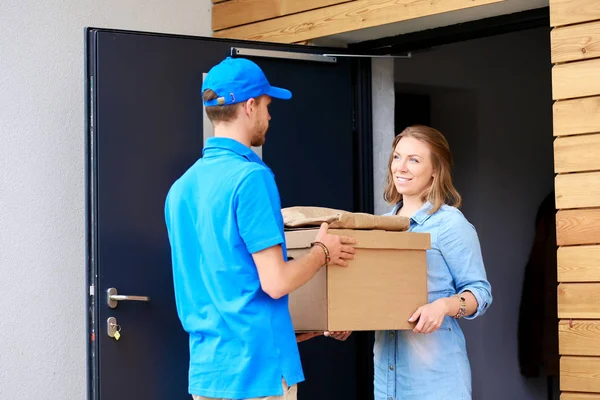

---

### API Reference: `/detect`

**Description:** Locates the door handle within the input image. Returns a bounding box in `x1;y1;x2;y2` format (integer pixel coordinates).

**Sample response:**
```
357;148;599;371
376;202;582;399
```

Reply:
107;287;151;308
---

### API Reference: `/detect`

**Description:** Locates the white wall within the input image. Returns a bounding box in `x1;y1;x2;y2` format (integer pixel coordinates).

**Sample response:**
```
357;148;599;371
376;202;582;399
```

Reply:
0;2;212;399
394;28;556;399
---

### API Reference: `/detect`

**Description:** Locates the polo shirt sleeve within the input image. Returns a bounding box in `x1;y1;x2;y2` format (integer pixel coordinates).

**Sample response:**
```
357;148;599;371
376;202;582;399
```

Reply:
235;167;285;254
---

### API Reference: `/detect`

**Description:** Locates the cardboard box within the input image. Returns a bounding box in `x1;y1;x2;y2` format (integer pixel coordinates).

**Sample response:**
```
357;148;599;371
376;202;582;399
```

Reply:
285;228;430;332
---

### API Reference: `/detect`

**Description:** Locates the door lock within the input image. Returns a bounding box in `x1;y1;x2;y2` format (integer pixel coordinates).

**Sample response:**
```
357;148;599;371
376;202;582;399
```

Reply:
107;317;121;340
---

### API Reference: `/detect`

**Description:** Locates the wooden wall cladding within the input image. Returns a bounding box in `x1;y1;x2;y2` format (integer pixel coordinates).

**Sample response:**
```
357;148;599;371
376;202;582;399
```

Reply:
561;394;600;400
556;209;600;246
561;356;600;393
212;0;352;31
543;1;600;398
212;0;504;43
553;58;600;100
554;134;600;173
558;245;600;282
550;0;600;27
558;283;600;319
556;172;600;209
553;97;600;137
561;393;600;400
560;320;600;356
551;20;600;63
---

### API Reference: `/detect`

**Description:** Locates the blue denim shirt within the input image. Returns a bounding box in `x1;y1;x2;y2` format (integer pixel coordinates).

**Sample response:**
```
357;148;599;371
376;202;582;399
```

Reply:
374;202;492;400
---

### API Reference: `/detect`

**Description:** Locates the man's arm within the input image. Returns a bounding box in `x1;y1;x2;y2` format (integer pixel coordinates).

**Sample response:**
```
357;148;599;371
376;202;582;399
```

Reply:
252;223;356;299
252;245;323;299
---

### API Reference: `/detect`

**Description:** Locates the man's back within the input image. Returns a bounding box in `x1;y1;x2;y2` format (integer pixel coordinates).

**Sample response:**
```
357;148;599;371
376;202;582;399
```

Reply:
164;137;304;398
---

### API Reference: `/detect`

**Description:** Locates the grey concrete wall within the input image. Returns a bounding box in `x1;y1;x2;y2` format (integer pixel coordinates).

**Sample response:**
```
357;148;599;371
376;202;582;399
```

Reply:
372;58;395;216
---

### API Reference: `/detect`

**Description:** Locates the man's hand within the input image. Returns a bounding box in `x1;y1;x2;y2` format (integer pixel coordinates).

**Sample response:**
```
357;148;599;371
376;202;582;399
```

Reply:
324;331;352;341
296;332;323;343
314;223;357;267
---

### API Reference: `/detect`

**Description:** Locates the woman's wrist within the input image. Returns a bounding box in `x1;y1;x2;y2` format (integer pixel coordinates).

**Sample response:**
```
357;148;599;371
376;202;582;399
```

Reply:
442;297;458;317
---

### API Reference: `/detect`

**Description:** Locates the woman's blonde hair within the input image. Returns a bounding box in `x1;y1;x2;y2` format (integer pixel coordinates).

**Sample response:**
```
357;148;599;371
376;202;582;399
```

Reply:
383;125;462;214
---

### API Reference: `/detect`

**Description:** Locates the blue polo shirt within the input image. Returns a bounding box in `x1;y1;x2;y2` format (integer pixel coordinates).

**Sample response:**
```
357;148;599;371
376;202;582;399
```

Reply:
164;137;304;398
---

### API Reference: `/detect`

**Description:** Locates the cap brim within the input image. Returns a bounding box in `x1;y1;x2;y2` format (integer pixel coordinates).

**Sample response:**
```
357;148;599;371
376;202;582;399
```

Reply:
267;86;292;100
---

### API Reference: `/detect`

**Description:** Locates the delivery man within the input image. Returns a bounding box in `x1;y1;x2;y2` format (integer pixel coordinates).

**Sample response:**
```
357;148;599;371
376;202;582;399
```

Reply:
164;57;356;400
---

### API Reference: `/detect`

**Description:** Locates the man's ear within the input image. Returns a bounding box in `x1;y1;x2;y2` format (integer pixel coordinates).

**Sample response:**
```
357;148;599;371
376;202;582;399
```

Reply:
243;98;257;116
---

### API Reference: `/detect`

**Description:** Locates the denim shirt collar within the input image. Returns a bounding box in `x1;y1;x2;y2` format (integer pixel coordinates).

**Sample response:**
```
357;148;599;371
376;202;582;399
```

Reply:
391;201;435;225
203;137;268;169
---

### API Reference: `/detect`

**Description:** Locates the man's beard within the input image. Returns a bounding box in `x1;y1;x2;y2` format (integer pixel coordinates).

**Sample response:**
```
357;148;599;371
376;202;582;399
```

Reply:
250;121;268;147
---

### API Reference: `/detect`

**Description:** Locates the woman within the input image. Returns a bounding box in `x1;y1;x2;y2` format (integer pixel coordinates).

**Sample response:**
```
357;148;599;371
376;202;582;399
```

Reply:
374;125;493;400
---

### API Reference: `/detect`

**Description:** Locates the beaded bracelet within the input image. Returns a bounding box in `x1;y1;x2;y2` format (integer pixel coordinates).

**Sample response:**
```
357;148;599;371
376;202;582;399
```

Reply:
310;241;331;267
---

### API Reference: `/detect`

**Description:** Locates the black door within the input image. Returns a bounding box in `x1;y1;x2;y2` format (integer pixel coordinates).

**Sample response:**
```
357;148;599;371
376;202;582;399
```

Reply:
86;28;373;400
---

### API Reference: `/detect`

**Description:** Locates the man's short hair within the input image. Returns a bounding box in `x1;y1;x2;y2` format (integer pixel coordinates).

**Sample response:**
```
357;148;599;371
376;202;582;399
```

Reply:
202;89;243;123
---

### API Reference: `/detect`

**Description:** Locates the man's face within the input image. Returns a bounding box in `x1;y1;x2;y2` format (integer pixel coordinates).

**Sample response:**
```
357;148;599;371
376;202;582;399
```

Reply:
250;95;271;147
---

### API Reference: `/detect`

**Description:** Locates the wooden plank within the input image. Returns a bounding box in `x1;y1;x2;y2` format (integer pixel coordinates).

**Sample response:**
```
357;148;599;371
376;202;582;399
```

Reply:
550;0;600;27
553;97;600;137
560;320;600;356
557;209;600;246
213;0;504;43
556;172;600;209
555;134;600;173
552;20;600;63
213;0;351;31
562;392;600;399
559;245;600;282
558;283;600;318
561;356;600;393
553;58;600;100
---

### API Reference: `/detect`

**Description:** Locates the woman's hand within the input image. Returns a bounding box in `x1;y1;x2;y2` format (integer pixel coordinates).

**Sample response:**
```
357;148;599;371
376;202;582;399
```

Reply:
295;332;323;342
324;331;352;341
409;298;449;334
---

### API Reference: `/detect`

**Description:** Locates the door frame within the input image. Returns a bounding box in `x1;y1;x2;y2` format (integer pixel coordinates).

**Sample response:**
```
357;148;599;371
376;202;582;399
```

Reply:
84;27;374;400
350;7;550;55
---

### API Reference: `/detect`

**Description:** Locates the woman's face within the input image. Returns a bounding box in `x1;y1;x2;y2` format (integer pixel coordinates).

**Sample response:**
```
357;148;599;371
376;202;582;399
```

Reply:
391;136;435;200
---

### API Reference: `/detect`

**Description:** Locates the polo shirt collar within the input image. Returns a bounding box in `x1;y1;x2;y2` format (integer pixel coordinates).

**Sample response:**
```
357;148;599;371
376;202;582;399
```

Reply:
203;137;267;168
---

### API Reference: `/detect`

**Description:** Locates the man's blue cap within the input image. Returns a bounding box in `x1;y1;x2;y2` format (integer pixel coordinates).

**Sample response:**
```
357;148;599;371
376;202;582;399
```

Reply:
201;57;292;106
